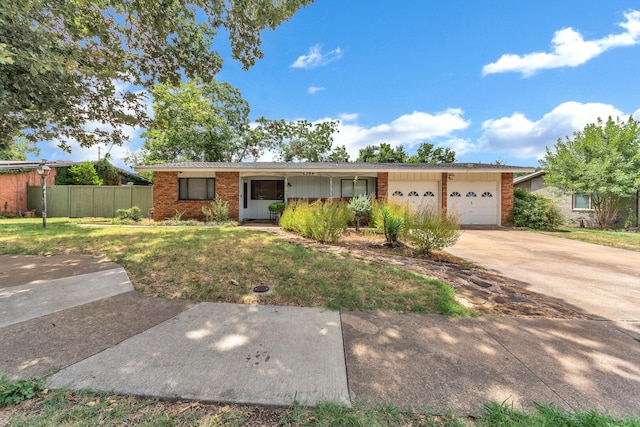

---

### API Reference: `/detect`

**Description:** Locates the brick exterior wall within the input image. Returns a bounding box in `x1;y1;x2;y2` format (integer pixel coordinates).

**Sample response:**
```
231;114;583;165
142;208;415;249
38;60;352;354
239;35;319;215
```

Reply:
376;172;388;201
216;172;239;221
152;171;240;221
0;169;57;216
501;172;514;226
441;172;448;212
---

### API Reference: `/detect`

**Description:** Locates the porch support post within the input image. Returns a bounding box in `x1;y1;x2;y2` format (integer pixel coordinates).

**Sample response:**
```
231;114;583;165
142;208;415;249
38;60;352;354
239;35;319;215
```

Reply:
329;177;333;199
284;176;288;202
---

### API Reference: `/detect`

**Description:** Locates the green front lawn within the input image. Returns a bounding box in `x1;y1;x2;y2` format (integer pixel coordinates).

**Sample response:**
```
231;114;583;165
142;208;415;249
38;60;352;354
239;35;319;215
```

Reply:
0;218;469;315
540;227;640;252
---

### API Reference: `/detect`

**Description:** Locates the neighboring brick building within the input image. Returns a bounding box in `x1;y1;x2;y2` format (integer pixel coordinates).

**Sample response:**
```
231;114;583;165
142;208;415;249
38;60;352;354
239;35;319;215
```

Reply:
0;161;66;216
136;162;533;226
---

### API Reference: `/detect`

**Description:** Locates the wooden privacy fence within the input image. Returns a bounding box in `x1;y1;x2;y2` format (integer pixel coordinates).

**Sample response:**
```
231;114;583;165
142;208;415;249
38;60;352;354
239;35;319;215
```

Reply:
27;185;153;218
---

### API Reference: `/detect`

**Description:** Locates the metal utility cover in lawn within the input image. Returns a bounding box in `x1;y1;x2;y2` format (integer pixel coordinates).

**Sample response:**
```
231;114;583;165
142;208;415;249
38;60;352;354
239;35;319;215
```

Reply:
47;302;350;406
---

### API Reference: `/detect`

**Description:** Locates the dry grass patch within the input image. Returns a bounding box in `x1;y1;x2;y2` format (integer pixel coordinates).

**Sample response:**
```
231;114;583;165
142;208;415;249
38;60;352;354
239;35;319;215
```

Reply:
0;219;469;315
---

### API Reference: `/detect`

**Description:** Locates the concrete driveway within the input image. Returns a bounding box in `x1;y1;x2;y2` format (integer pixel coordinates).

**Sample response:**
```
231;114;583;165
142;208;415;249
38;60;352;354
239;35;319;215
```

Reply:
448;229;640;322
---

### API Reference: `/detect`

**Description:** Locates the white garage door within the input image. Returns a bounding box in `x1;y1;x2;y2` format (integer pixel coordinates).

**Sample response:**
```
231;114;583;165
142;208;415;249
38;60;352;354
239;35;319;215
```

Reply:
448;181;499;225
388;181;439;210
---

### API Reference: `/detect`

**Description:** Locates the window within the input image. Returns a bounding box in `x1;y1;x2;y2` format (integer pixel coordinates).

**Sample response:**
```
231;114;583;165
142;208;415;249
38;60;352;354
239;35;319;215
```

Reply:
573;194;592;210
392;190;403;197
481;192;493;198
408;191;419;197
179;178;215;200
424;191;435;197
466;191;477;197
450;191;461;197
342;179;368;197
251;180;284;201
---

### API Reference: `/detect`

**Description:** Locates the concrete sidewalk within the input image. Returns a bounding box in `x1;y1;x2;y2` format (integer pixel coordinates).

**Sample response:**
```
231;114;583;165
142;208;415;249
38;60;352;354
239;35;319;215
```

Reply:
1;255;639;417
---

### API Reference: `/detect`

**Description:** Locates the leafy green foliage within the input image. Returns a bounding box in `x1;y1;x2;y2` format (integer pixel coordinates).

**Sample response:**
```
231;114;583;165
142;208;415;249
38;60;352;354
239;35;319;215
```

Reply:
347;194;371;231
356;142;456;163
540;116;640;229
280;200;352;243
268;202;286;213
115;206;143;222
1;0;312;151
201;195;229;223
0;374;44;406
137;79;256;164
510;188;564;230
406;206;461;254
94;159;120;186
254;118;340;162
66;162;102;185
0;137;40;160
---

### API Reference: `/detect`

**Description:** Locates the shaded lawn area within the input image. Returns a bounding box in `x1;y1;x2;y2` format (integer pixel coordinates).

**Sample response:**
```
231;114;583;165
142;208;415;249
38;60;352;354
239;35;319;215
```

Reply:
0;219;469;315
540;227;640;252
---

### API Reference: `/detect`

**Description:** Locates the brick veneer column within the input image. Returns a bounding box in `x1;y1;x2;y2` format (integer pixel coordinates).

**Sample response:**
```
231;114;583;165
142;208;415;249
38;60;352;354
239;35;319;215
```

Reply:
376;172;388;201
501;172;514;226
441;172;448;213
216;171;239;221
152;172;178;221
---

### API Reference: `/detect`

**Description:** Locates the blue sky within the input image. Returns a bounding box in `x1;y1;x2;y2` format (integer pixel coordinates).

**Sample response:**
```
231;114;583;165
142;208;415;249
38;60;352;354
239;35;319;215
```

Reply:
36;1;640;168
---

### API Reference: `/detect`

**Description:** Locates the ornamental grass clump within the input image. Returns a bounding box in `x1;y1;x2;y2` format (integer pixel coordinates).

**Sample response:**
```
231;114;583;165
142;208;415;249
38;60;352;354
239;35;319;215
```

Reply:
406;205;461;255
280;200;351;243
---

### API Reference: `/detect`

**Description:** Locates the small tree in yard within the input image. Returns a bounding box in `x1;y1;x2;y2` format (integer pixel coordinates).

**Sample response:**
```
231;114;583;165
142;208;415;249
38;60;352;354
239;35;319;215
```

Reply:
406;205;461;255
348;195;371;231
540;116;640;229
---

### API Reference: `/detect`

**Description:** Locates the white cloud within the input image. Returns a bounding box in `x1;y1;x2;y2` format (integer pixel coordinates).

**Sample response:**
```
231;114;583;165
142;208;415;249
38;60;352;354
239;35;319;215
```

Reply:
339;113;359;122
479;101;624;159
291;44;343;69
332;109;471;159
483;10;640;77
307;86;325;94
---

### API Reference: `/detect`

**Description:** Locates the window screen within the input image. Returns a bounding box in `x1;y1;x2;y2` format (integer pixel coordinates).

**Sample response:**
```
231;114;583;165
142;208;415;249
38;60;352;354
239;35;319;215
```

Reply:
341;179;368;198
179;178;215;200
251;180;284;201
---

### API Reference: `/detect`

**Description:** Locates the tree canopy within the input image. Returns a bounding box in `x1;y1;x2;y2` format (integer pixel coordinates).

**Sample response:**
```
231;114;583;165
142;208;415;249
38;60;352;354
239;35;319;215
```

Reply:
0;0;313;151
131;79;339;164
540;116;640;229
0;137;40;160
356;142;455;163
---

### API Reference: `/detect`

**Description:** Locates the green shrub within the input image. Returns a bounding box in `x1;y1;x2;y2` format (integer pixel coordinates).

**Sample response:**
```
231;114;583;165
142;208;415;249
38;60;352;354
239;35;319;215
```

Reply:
347;195;371;231
202;195;229;223
115;206;143;222
406;205;461;255
511;188;564;230
0;374;44;406
280;200;352;243
381;207;404;244
67;162;102;185
268;202;286;213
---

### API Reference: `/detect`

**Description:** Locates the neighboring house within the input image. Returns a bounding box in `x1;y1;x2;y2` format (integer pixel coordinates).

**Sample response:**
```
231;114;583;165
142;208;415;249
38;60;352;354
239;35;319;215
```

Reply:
0;161;71;216
514;170;640;227
135;162;535;225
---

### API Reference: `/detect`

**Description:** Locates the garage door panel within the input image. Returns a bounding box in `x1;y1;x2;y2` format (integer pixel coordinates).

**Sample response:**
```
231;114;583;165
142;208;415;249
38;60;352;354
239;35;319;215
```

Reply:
448;181;498;225
388;181;439;210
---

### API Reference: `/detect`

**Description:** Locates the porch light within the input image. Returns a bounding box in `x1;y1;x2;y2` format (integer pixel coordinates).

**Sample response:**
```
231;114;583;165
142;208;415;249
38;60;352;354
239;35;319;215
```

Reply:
37;160;50;228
